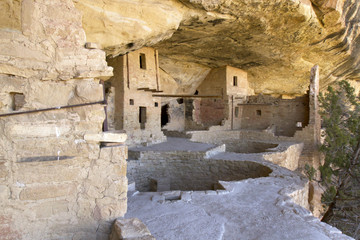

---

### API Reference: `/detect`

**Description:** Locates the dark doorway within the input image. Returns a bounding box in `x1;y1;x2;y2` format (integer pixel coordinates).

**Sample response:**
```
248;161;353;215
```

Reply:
139;53;146;69
139;107;147;129
161;104;169;127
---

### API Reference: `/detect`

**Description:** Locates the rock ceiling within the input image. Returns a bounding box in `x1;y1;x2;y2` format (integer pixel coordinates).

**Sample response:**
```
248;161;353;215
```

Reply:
74;0;360;96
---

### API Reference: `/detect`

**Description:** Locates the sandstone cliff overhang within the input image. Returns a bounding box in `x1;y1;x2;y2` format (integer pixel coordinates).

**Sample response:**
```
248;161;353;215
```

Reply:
75;0;360;96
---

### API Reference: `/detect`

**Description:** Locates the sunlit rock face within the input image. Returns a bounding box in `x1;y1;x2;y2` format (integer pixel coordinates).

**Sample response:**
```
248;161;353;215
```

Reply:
74;0;185;55
75;0;360;95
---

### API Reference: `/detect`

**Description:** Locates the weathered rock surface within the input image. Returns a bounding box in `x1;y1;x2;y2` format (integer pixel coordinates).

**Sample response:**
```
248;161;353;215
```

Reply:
110;218;155;240
75;0;360;95
125;140;353;240
0;0;112;81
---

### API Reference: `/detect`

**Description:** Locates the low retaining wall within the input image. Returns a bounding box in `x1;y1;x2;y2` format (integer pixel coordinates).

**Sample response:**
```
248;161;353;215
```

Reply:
188;128;319;170
263;142;303;171
189;130;304;171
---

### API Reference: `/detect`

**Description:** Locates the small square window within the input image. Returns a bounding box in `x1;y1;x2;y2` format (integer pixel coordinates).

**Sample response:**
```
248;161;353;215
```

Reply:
130;99;134;105
155;102;158;107
233;76;238;86
256;110;261;116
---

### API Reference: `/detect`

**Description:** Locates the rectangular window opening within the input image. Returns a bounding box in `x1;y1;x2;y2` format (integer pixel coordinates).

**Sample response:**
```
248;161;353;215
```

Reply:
256;110;262;116
233;76;238;86
129;99;134;105
139;53;146;69
235;107;239;118
154;102;159;107
10;92;25;111
139;107;147;129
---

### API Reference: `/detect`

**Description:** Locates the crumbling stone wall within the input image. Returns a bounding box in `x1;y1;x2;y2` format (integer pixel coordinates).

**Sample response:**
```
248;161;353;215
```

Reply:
0;1;128;239
239;95;310;136
161;98;185;132
193;98;227;128
184;66;252;130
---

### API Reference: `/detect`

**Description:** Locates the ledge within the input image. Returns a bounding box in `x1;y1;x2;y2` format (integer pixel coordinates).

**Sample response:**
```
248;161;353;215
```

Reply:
84;131;127;143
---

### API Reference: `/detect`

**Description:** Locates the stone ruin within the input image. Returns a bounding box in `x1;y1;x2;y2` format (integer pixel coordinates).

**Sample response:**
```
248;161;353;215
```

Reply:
0;0;359;239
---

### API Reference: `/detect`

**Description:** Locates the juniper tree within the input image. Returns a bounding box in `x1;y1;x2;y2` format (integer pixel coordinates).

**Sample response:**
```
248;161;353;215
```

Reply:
318;80;360;239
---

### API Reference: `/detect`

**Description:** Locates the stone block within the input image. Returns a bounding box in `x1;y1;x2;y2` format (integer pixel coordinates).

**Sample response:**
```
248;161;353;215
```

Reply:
99;145;128;164
75;69;113;80
74;80;103;102
103;178;127;197
87;49;106;59
85;131;127;143
0;185;9;201
19;184;76;200
34;200;69;218
95;201;127;220
111;218;152;240
16;163;82;184
0;162;7;179
0;215;20;240
87;185;104;199
85;42;100;49
76;196;96;219
6;122;71;138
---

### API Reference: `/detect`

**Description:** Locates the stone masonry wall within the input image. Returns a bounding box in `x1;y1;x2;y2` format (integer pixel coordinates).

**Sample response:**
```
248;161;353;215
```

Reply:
193;98;227;127
189;130;311;169
107;49;166;146
128;156;272;192
239;95;310;137
188;67;321;171
0;1;128;239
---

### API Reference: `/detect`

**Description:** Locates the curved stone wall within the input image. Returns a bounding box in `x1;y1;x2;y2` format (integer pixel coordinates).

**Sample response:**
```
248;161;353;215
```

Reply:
224;140;278;153
128;159;272;192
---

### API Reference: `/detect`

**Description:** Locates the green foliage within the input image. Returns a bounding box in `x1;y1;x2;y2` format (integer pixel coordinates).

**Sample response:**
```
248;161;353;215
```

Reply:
319;80;360;189
304;163;316;181
321;186;337;205
319;80;360;238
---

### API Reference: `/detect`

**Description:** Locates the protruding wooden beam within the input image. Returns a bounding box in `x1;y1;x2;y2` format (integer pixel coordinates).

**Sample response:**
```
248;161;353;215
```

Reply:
152;94;222;98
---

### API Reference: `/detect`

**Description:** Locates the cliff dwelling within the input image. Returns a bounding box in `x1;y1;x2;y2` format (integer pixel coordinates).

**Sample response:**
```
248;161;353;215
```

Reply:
1;0;360;240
